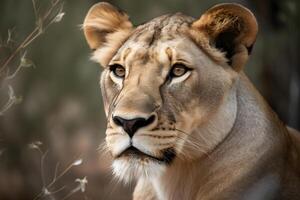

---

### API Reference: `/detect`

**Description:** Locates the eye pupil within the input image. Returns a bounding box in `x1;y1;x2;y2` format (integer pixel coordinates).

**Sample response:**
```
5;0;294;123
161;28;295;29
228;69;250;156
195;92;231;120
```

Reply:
171;64;188;77
110;64;125;78
115;67;124;76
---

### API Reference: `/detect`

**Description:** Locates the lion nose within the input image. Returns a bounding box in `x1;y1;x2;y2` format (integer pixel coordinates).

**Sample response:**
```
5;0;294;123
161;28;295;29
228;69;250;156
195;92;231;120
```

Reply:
112;115;156;137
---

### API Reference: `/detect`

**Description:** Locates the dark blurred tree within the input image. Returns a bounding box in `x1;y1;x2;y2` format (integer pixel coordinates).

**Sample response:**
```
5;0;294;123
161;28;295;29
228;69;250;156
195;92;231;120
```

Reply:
252;0;300;129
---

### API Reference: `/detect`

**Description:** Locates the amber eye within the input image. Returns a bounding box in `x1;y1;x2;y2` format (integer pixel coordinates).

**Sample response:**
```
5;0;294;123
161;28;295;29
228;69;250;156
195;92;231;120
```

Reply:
110;64;125;78
170;64;189;78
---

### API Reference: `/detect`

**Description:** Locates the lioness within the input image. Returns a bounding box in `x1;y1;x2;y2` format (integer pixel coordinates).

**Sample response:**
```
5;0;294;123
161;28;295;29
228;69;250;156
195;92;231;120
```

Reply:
83;2;300;200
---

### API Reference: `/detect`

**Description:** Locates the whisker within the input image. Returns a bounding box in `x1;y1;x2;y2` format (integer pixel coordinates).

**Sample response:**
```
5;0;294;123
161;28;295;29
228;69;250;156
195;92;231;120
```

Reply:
106;132;121;137
174;128;214;161
97;141;110;156
138;133;176;139
175;134;208;154
154;142;174;147
175;128;211;147
176;138;213;162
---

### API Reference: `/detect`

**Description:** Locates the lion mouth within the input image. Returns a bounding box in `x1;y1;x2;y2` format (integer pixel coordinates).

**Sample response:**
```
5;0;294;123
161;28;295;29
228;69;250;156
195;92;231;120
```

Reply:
116;146;176;164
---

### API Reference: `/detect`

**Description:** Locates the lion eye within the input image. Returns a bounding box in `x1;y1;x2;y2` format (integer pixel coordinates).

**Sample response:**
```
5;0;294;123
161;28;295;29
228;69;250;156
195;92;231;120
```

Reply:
110;64;125;78
170;64;189;77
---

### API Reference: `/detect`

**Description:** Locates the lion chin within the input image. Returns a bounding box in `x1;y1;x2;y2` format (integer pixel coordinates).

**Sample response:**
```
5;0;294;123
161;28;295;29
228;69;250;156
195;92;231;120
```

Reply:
112;146;176;183
112;155;167;184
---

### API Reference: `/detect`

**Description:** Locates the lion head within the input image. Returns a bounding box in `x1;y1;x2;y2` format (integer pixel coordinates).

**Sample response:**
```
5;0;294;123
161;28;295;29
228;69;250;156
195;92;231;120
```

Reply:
83;2;257;183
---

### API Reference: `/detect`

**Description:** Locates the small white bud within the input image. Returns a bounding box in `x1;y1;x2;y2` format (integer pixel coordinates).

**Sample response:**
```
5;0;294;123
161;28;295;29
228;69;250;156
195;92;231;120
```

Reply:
72;159;83;166
75;176;88;192
53;12;65;23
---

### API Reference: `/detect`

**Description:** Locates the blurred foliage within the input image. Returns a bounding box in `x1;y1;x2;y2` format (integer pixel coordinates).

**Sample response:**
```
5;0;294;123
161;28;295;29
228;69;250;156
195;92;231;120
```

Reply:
0;0;299;200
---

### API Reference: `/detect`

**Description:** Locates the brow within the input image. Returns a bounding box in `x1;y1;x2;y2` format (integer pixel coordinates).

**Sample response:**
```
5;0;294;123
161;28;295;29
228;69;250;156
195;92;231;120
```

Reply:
122;48;132;61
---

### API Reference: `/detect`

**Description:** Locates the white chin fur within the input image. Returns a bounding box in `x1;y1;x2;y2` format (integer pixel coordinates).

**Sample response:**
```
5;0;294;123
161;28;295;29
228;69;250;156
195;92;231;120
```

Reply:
112;158;166;184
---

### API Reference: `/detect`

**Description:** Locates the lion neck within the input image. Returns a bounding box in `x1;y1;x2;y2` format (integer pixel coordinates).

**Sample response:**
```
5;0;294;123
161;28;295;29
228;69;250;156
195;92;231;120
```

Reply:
150;80;239;200
149;74;288;200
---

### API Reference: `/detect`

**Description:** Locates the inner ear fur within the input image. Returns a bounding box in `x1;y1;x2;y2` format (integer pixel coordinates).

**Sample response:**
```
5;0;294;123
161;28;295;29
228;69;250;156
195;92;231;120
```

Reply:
191;3;258;71
83;2;133;65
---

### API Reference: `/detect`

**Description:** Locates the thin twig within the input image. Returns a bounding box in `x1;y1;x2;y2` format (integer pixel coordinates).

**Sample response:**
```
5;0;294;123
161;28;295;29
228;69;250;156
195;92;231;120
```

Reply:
61;187;80;200
41;150;49;187
0;0;63;74
0;28;38;74
0;0;65;116
33;157;82;200
0;85;21;116
31;0;39;20
52;163;60;182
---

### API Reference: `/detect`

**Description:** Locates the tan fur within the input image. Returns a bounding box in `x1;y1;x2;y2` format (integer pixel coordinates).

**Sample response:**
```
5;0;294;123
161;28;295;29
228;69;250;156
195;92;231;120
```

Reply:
83;2;133;66
190;3;258;71
83;2;300;200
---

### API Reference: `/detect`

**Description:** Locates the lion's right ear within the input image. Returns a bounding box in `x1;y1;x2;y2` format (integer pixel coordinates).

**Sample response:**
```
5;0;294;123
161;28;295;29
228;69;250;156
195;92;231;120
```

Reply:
83;2;133;66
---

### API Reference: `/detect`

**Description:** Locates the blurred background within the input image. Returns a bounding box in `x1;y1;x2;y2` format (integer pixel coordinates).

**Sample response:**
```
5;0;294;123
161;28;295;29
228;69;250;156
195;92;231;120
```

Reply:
0;0;299;199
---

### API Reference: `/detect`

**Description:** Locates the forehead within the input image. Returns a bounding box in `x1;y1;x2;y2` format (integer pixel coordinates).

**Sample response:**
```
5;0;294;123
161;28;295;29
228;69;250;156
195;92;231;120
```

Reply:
111;13;197;64
129;13;194;45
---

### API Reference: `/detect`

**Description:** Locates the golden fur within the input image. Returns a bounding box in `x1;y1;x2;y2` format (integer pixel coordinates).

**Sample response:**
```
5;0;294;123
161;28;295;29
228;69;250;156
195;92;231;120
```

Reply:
83;2;300;199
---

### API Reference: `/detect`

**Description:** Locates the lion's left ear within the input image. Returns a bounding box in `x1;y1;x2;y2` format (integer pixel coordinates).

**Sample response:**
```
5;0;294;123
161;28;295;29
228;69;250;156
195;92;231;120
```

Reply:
191;3;258;71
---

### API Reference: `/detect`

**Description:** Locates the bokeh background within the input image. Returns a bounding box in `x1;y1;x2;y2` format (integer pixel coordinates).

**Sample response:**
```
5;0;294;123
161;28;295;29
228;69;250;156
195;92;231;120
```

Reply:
0;0;299;200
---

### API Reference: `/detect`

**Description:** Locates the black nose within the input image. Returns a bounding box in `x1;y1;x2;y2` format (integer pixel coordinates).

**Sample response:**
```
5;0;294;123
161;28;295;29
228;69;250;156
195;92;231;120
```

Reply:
112;115;155;137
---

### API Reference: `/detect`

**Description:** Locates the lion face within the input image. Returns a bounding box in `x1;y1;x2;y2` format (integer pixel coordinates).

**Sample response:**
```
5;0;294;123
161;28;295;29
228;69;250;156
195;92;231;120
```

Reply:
101;31;235;181
83;3;257;182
